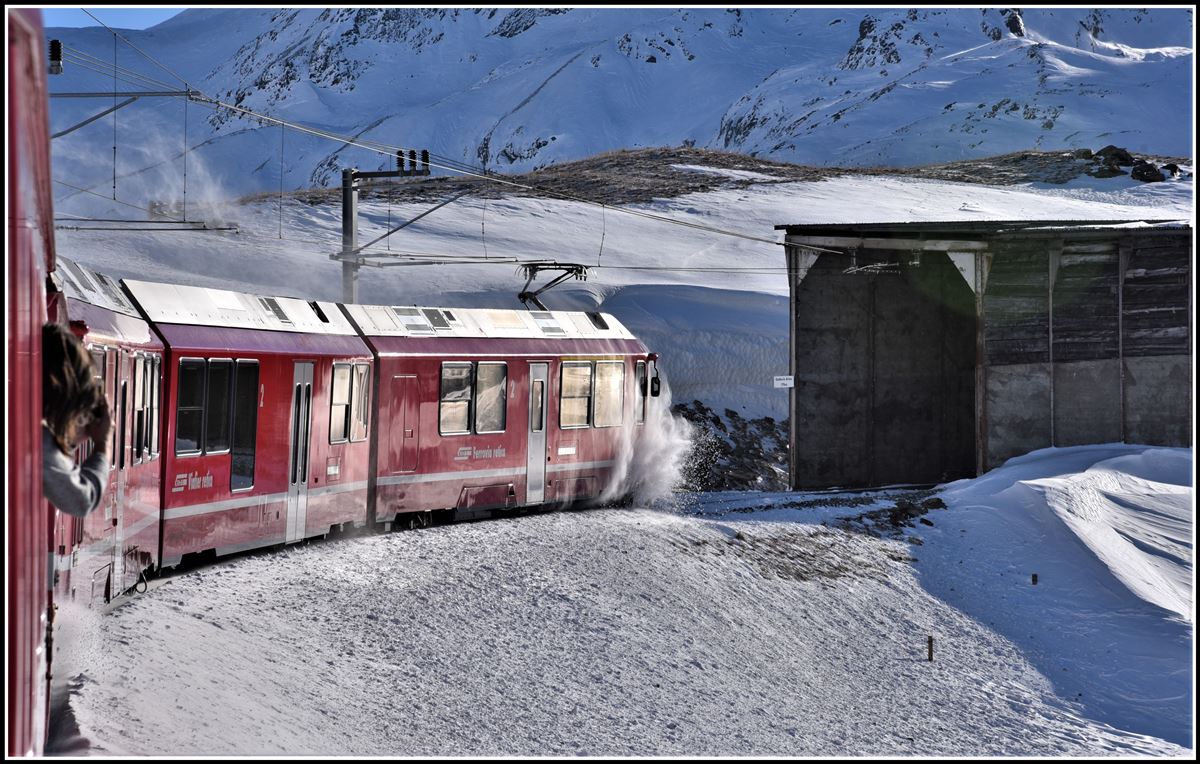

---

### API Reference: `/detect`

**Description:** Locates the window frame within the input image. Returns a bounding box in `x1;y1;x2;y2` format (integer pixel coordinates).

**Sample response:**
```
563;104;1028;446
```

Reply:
174;357;207;457
150;354;161;456
438;362;474;436
85;344;107;460
473;361;508;435
593;360;625;429
329;362;353;445
203;358;234;455
559;361;594;430
230;359;259;492
349;362;371;442
635;360;647;425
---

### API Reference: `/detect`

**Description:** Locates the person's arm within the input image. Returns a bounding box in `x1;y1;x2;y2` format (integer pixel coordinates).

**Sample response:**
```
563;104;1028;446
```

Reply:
42;428;109;518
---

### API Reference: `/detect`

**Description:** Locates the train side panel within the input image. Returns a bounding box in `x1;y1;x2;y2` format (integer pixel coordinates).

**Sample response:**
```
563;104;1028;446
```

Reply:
8;7;54;756
369;336;649;522
51;289;165;606
154;326;372;566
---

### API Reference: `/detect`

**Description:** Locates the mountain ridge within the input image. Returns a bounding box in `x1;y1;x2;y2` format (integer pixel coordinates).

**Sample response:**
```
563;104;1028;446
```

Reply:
47;7;1193;201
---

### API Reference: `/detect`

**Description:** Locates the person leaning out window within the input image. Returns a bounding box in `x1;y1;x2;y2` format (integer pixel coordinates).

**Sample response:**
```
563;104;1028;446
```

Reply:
42;322;112;517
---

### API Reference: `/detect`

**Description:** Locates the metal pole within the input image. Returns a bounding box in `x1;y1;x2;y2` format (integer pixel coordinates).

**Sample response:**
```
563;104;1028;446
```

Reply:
342;168;358;304
1118;239;1128;443
975;251;987;475
786;242;798;490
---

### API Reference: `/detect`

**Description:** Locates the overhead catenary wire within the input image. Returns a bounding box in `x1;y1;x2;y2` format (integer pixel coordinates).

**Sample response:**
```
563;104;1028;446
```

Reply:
62;45;176;90
183;92;787;247
53;178;185;222
62;22;802;260
81;8;189;87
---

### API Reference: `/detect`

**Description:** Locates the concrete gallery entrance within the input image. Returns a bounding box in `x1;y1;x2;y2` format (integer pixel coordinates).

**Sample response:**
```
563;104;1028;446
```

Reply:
779;219;1193;490
786;247;976;488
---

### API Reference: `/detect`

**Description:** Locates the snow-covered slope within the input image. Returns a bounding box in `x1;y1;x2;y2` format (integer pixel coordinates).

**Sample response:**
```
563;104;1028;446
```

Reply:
50;446;1192;755
924;445;1194;748
47;8;1193;198
51;163;1193;419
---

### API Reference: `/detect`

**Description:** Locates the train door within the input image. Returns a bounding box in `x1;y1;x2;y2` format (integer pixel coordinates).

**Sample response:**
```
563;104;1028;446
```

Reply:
527;363;548;504
91;349;120;601
286;362;314;543
389;374;419;473
111;350;131;599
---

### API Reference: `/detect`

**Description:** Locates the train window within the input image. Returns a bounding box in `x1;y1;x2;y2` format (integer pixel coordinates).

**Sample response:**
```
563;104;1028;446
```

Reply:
150;356;161;455
108;350;117;464
134;358;145;461
118;381;127;470
439;363;473;435
330;363;352;443
532;380;545;433
231;361;258;491
560;362;593;428
175;359;206;455
594;361;625;428
205;360;233;453
88;348;105;456
635;361;647;425
350;363;370;441
475;362;507;433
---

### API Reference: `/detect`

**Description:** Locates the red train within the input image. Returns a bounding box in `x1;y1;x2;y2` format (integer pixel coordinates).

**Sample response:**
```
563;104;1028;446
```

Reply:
6;11;662;753
9;8;57;756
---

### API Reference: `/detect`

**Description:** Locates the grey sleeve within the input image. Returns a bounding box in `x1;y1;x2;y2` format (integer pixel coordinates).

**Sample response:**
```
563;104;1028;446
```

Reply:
43;435;109;518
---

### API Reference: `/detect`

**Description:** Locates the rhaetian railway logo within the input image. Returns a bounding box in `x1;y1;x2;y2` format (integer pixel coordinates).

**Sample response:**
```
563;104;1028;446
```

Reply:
454;446;507;462
172;471;214;493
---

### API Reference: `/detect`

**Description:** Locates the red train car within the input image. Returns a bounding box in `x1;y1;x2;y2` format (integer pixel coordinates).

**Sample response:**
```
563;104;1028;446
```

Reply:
8;7;55;756
341;304;654;526
52;257;164;604
122;279;373;567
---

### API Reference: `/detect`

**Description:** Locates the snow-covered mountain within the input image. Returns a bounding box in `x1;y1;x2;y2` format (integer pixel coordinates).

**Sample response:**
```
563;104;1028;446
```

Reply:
47;8;1193;199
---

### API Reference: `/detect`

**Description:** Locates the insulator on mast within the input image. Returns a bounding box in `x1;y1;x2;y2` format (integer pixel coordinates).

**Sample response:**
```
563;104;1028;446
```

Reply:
49;39;63;75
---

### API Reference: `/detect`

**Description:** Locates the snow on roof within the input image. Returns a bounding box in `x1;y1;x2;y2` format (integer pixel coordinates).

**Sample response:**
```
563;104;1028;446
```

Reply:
122;279;357;335
775;218;1189;232
341;303;634;341
56;256;140;317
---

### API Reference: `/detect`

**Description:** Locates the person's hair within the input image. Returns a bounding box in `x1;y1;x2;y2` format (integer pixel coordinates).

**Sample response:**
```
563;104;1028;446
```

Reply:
43;322;102;455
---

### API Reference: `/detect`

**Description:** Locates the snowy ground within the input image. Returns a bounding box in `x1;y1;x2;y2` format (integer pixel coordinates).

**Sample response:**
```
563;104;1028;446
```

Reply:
50;445;1193;756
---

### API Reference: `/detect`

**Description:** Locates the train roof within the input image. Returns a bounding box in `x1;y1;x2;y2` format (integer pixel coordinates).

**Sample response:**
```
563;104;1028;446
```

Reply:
341;303;635;341
56;256;140;318
123;279;358;336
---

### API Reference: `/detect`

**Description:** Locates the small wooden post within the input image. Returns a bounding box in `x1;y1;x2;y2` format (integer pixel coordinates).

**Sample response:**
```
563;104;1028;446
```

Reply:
1032;573;1038;585
927;635;934;662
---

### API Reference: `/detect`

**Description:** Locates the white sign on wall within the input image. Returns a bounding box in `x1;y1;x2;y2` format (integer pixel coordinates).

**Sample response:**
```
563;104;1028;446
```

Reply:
773;376;794;389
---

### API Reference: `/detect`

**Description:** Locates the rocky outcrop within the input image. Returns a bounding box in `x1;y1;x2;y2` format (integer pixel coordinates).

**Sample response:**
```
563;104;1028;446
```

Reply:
672;400;789;491
1131;160;1166;182
1095;144;1135;166
1087;145;1186;183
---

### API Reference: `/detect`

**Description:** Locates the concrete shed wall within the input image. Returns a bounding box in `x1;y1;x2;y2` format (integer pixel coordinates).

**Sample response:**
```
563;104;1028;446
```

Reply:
785;224;1192;488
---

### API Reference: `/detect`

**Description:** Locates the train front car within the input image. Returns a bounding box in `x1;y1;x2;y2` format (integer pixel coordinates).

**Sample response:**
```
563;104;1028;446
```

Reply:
341;305;653;526
122;280;373;567
53;258;165;604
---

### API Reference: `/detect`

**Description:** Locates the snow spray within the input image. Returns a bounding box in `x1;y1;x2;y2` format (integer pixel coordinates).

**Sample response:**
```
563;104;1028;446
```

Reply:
599;378;694;508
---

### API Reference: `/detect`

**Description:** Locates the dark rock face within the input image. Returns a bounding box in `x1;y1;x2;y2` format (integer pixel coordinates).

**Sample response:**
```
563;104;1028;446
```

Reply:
1086;164;1127;179
1002;9;1026;36
1096;145;1135;166
1131;161;1166;182
1072;147;1094;159
672;400;789;491
1162;162;1181;177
